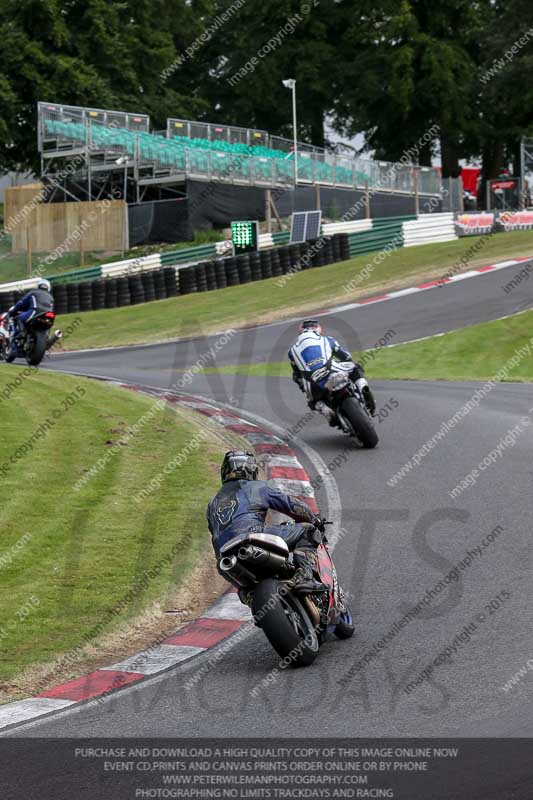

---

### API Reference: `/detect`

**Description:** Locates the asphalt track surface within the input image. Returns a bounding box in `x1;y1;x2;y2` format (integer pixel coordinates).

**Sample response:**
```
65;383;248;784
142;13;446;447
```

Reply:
12;266;533;738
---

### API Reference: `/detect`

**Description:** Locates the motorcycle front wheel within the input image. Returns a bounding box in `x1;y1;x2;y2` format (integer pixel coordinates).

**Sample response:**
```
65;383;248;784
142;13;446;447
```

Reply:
334;608;356;639
341;396;378;449
252;578;320;667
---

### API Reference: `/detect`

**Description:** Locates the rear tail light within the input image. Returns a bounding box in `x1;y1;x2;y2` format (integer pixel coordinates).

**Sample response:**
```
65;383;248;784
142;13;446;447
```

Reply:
44;312;55;319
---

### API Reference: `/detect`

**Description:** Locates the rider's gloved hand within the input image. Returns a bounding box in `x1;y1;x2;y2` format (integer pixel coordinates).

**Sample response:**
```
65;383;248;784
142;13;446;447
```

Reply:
313;515;326;533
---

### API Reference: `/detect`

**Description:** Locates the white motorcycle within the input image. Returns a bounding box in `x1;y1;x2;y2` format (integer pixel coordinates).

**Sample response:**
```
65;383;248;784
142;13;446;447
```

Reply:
309;361;378;448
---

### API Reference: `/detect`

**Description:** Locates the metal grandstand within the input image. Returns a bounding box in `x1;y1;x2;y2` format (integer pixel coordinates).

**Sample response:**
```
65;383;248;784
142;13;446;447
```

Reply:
38;102;441;202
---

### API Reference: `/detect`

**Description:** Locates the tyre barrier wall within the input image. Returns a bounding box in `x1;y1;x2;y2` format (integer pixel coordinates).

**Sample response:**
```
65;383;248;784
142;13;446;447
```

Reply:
0;212;459;298
0;266;179;315
174;233;349;296
0;234;350;313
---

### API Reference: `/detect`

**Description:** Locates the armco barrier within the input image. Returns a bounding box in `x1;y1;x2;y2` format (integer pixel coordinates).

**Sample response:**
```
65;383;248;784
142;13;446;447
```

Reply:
0;208;527;296
2;210;525;315
403;212;457;247
322;219;373;236
348;216;412;256
0;233;358;314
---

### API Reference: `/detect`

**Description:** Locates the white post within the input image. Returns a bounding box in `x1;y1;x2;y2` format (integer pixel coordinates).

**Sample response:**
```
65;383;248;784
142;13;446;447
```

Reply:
292;81;298;186
282;79;298;186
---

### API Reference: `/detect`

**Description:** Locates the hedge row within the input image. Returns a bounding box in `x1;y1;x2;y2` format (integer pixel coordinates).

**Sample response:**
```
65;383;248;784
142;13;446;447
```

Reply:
0;234;350;314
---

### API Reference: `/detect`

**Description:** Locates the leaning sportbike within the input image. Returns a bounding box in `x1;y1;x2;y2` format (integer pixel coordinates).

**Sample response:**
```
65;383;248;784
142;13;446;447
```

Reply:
0;313;8;361
218;521;354;666
5;312;62;366
312;361;378;448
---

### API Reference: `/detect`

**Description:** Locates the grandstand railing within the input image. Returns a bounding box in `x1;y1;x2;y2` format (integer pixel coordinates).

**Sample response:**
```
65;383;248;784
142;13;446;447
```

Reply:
38;102;150;153
38;104;441;195
166;116;439;194
167;118;269;148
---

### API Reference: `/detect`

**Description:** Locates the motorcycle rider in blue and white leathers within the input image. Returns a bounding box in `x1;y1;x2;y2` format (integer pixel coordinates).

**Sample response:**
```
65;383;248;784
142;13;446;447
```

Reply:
288;319;376;421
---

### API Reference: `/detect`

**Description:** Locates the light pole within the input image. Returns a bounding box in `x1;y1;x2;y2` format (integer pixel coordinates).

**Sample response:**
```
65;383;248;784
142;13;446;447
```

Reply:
282;78;298;185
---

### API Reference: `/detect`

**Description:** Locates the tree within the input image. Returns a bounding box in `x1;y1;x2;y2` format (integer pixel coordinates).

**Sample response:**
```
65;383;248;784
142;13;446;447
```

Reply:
0;0;212;171
477;0;533;185
331;0;490;176
192;0;342;147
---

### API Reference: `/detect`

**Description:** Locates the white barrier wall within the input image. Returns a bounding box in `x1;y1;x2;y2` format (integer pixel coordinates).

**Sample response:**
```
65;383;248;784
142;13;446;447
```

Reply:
403;213;457;247
101;253;162;278
321;219;373;235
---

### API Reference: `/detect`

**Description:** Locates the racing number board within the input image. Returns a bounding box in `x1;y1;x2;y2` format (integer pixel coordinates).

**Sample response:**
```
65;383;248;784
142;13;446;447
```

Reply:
231;220;259;254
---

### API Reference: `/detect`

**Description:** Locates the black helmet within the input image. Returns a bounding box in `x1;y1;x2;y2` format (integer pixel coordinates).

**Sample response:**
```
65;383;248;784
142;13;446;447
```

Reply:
221;450;258;483
299;319;323;335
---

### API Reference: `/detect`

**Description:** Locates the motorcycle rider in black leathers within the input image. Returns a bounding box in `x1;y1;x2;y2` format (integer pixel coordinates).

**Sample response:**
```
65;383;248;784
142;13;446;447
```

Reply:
7;280;54;343
207;451;326;597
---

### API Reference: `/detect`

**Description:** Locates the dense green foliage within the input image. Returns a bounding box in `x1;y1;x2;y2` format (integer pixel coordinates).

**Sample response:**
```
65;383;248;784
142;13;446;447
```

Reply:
0;0;532;179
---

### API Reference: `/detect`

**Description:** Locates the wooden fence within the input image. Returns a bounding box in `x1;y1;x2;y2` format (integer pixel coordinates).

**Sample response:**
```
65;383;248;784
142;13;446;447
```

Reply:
4;184;128;254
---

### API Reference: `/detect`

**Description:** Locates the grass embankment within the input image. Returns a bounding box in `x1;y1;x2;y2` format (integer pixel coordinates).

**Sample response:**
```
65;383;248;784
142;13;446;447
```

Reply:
52;230;533;351
0;367;233;698
0;230;221;285
204;310;533;383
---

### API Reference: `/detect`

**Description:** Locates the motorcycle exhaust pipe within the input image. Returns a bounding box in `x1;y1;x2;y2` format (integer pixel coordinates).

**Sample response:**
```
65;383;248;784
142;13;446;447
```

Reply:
238;546;290;572
46;330;63;351
219;555;257;587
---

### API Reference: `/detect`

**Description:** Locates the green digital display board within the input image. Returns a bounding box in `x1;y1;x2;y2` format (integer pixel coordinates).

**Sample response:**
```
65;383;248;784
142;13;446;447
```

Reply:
231;220;259;254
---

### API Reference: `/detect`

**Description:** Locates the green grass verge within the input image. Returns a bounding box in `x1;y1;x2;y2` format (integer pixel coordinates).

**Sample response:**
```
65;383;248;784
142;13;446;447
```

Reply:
202;310;533;383
53;230;533;351
0;367;223;685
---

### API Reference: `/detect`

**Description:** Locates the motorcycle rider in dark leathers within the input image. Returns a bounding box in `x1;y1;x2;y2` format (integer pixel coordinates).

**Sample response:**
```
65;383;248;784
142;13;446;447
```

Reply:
6;280;55;348
207;451;327;599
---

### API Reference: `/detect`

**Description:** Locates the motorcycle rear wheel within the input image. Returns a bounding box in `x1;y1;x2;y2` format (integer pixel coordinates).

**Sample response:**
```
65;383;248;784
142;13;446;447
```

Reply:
341;397;378;448
252;578;320;667
26;330;48;367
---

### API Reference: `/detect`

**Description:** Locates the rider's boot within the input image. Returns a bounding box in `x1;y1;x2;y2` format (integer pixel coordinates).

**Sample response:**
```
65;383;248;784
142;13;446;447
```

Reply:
291;548;328;594
315;400;338;426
